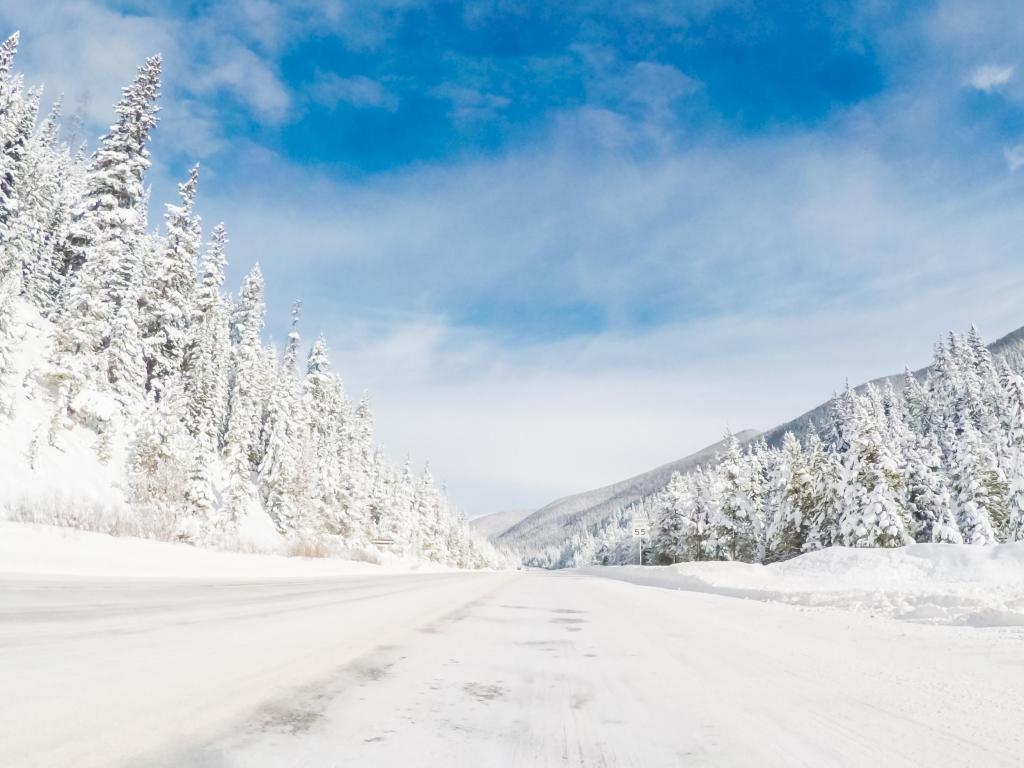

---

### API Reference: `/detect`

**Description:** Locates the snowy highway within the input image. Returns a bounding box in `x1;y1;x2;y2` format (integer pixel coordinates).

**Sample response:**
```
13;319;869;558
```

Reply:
3;569;1024;767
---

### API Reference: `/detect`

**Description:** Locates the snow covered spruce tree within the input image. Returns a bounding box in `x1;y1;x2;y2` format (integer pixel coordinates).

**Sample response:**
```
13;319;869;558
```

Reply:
0;39;505;568
651;471;692;564
142;163;200;397
183;223;230;448
0;31;27;415
1002;362;1024;541
951;425;1006;545
832;385;912;548
300;335;345;533
17;99;82;312
765;432;815;561
53;55;161;386
0;31;29;288
712;431;759;561
258;343;303;535
801;425;842;550
221;265;265;531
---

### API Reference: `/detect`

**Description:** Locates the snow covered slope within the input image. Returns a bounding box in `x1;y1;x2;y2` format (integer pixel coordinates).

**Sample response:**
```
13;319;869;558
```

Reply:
0;302;131;527
0;300;284;551
582;541;1024;627
468;508;534;540
497;430;759;553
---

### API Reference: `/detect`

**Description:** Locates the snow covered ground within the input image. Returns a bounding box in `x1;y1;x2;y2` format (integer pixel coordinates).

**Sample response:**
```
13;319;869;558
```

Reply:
0;305;130;528
0;569;512;768
581;544;1024;626
582;542;1024;626
3;531;1024;767
0;522;455;578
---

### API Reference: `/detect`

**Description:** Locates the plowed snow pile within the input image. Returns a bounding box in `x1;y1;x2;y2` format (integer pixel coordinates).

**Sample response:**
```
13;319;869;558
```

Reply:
582;543;1024;626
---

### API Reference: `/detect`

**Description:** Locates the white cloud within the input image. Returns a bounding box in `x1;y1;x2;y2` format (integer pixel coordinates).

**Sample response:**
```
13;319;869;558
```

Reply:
311;73;399;111
431;83;511;123
194;44;291;122
0;0;178;126
1005;143;1024;171
0;0;293;152
602;61;700;117
967;64;1015;92
225;0;295;52
211;130;1024;325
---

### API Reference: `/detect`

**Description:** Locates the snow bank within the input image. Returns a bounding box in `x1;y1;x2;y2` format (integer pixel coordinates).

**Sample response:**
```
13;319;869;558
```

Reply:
0;304;130;526
0;522;454;578
580;543;1024;627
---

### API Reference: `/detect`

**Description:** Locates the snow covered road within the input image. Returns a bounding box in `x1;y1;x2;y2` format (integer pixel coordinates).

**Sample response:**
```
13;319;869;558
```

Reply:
0;571;512;767
4;569;1024;767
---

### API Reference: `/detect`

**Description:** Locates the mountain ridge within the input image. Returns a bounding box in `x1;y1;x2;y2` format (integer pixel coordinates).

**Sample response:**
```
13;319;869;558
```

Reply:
468;509;535;540
497;430;759;552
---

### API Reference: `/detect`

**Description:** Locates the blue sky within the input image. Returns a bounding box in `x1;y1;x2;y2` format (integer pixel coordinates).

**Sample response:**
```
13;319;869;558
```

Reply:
5;0;1024;514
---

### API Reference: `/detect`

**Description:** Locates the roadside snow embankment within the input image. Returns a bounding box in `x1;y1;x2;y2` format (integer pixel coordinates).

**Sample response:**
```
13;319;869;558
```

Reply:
581;543;1024;627
0;522;453;578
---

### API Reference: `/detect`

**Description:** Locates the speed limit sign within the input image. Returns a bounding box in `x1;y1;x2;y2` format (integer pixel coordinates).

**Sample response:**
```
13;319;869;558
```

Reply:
633;527;647;565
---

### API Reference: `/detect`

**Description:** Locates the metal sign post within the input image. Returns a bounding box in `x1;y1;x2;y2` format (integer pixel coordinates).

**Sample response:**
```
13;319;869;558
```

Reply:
632;527;647;566
370;538;397;566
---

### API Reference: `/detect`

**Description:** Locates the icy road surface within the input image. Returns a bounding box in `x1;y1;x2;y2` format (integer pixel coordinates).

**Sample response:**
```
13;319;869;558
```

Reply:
3;570;1024;767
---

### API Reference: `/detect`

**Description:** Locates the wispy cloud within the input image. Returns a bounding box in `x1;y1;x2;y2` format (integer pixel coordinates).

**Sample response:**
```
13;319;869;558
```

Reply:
967;63;1015;92
586;57;700;124
311;73;399;111
0;0;293;152
0;0;177;126
194;43;291;122
431;83;511;124
1004;143;1024;171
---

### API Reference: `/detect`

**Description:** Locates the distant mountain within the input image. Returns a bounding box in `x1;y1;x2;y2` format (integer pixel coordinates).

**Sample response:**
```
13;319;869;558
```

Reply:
469;509;535;541
497;430;759;554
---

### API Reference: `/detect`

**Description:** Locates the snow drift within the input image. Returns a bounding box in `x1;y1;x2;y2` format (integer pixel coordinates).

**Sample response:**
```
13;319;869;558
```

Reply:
582;542;1024;627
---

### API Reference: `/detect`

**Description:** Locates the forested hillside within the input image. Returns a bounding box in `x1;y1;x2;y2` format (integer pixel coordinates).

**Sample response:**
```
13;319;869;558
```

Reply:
523;327;1024;568
760;324;1024;448
496;430;758;555
0;35;505;568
